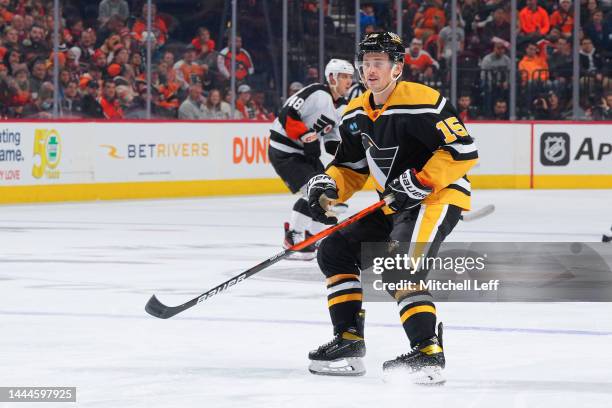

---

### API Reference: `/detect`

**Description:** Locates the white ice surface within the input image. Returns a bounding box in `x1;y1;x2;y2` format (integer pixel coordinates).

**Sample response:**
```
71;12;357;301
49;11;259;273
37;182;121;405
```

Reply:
1;189;611;408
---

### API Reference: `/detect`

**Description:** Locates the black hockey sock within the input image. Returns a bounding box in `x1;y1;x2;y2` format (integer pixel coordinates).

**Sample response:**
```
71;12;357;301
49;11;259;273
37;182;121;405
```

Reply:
397;291;437;347
290;198;312;232
326;273;363;334
292;197;310;216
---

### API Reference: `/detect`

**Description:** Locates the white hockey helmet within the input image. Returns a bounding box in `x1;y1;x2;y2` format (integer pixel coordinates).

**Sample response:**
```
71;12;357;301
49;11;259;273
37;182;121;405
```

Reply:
324;58;355;84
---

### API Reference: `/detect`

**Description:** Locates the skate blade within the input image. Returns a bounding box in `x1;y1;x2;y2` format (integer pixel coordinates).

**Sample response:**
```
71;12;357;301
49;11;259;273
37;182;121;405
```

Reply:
383;365;445;385
285;251;317;261
308;357;366;376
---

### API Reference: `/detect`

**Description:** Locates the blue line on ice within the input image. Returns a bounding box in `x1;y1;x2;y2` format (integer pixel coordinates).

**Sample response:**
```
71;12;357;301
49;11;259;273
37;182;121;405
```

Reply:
0;310;610;336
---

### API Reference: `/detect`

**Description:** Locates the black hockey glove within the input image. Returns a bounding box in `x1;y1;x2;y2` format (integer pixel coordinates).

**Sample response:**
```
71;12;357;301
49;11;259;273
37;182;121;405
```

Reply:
307;174;339;225
384;169;433;212
301;131;320;159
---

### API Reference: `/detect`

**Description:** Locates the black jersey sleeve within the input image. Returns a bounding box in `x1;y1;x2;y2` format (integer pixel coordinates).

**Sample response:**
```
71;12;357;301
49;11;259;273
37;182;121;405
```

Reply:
325;119;370;203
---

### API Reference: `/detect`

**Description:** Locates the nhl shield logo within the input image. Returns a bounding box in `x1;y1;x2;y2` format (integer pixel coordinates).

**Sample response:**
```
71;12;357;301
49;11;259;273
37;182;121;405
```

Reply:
540;133;570;166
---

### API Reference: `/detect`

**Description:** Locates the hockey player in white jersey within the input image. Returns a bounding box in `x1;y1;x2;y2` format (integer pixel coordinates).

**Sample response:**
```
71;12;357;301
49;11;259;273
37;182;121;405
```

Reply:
346;81;366;101
268;59;354;260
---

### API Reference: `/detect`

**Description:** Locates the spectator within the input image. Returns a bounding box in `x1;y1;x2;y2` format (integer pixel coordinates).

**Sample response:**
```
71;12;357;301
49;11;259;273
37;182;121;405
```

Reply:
98;80;123;119
579;37;603;75
533;90;566;119
404;37;439;80
481;42;512;72
128;52;143;77
178;82;206;119
584;9;611;51
519;42;549;83
548;37;573;82
124;77;147;117
304;66;318;85
161;51;175;69
151;85;178;118
252;90;274;120
482;7;511;44
65;47;81;74
0;1;14;27
519;0;551;37
360;4;377;35
59;68;71;92
457;93;479;121
363;24;377;35
22;24;49;63
437;20;464;63
132;3;168;48
3;26;21;51
10;67;31;108
4;49;26;76
64;17;84;47
115;83;134;111
173;45;203;90
197;41;220;91
202;88;233;119
98;0;129;27
235;83;260;119
550;0;574;38
217;35;254;84
591;93;612;119
22;81;53;118
77;28;96;69
492;98;509;120
581;0;600;25
413;0;445;41
60;80;82;116
11;15;27;41
29;58;48;96
113;47;131;78
288;81;304;96
97;15;127;46
544;27;563;54
191;27;216;54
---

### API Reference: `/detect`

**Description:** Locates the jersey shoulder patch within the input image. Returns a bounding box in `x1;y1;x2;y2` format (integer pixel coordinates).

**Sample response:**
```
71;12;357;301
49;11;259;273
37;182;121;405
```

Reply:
387;81;441;108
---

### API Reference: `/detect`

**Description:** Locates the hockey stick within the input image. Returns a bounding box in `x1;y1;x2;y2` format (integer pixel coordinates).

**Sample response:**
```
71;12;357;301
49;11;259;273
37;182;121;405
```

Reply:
460;204;495;222
145;197;391;319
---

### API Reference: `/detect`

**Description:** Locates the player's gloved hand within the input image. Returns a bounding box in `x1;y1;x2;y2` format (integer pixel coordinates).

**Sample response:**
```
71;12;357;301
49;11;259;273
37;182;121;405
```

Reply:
301;131;320;159
307;174;339;225
384;169;432;212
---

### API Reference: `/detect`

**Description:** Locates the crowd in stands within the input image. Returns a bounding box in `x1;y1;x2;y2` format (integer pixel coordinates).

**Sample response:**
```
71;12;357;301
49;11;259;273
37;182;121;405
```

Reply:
394;0;612;119
0;0;276;119
0;0;611;120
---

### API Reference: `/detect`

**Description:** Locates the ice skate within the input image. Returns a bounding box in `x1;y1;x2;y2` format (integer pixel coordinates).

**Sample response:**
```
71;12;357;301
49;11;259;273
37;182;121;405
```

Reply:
283;222;317;260
383;323;446;385
308;310;366;376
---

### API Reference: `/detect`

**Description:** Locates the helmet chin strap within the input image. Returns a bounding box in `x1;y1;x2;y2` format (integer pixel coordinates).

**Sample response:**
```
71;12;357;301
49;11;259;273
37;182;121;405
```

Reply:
370;69;402;96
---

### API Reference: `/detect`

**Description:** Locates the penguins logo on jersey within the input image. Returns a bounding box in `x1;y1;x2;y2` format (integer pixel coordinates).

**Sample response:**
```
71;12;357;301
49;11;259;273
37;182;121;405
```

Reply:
361;133;398;187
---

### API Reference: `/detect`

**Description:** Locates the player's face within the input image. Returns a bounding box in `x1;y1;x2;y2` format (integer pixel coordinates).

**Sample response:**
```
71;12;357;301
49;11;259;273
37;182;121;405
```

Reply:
359;53;398;93
335;73;353;96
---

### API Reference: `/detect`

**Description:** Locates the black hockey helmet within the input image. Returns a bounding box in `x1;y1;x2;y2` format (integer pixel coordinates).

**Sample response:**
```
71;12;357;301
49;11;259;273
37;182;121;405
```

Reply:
356;32;405;63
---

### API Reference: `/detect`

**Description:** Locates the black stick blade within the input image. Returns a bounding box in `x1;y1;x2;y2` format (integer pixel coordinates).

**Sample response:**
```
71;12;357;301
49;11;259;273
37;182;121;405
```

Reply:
145;295;175;319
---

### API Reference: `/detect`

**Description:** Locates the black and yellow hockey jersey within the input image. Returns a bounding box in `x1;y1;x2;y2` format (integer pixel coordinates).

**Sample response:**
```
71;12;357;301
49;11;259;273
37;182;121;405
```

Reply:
326;81;478;212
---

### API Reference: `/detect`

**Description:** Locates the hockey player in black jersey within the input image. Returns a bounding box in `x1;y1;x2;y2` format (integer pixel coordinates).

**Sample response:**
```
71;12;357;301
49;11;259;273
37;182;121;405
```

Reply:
305;32;479;383
268;59;354;260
